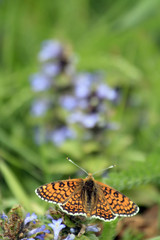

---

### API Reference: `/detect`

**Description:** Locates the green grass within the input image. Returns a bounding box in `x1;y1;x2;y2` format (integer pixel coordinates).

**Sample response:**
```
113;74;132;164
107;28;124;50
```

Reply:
0;0;160;239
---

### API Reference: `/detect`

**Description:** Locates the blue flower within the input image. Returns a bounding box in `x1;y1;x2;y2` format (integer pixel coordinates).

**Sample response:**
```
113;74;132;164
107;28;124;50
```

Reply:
79;113;99;128
68;112;99;128
97;84;118;101
23;238;35;240
74;73;94;98
60;95;77;111
0;212;8;220
31;99;50;116
30;73;52;92
47;126;76;146
48;218;66;240
38;40;63;62
42;63;60;77
35;233;46;240
24;213;37;225
27;225;50;238
64;233;75;240
86;224;100;233
46;214;53;220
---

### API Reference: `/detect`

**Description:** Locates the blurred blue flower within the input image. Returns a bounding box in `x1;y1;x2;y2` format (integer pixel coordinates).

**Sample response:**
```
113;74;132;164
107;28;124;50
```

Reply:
47;126;76;146
86;224;100;233
30;73;52;92
60;95;77;111
67;111;82;124
48;218;66;240
38;40;63;62
79;113;99;128
46;214;53;220
68;112;99;128
24;213;37;225
0;212;8;220
64;233;75;240
42;63;60;77
31;99;50;116
29;40;121;146
97;83;118;101
74;73;94;98
27;225;50;238
35;233;46;240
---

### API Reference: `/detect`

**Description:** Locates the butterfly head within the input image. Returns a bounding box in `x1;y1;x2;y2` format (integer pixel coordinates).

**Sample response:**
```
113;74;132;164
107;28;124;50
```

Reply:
85;173;95;182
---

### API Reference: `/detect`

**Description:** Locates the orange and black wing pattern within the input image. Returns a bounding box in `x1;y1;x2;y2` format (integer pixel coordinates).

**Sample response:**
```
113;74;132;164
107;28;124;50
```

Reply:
35;179;83;205
91;195;117;221
96;181;139;217
59;191;86;216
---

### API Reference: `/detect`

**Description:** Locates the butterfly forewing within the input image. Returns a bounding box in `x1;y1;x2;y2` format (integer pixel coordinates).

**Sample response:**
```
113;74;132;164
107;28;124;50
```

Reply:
36;179;83;205
97;181;139;217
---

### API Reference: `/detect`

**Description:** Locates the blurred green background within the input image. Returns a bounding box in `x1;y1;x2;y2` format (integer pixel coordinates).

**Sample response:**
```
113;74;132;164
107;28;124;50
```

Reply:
0;0;160;239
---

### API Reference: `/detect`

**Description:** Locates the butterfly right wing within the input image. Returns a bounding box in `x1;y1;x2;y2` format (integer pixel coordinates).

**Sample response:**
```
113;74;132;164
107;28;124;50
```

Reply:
35;178;83;205
96;181;139;217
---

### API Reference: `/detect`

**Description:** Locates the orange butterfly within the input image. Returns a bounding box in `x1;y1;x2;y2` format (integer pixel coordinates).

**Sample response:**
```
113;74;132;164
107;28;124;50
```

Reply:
35;160;139;222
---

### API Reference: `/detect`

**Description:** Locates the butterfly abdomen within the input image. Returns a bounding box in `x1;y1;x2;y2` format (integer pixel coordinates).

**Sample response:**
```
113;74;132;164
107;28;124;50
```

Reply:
83;179;98;216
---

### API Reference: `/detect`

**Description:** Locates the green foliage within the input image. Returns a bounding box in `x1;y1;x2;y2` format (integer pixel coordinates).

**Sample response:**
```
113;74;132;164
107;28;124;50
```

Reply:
0;0;160;239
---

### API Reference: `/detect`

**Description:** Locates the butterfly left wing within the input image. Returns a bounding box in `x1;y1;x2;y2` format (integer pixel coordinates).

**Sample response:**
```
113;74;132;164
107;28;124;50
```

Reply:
96;181;139;217
35;179;83;205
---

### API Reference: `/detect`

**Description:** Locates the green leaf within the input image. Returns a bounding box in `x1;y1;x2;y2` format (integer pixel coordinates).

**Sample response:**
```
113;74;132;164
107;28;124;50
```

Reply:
0;159;30;210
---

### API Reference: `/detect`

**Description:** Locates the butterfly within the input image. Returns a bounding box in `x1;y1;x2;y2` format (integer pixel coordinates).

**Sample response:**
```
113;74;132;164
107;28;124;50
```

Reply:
35;160;139;222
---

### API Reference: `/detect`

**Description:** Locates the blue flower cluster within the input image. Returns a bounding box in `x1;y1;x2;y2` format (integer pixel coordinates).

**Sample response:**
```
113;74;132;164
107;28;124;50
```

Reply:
0;212;49;240
1;211;100;240
30;40;120;146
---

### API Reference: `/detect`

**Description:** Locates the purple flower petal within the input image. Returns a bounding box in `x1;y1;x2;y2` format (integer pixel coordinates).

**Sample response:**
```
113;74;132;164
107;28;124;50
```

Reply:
0;212;8;220
86;224;100;232
31;99;50;116
64;233;75;240
48;127;76;146
24;213;37;225
42;63;60;77
30;73;52;92
80;114;99;128
67;111;83;124
60;95;77;111
38;40;63;62
97;84;118;101
74;73;94;98
48;218;66;240
46;214;53;220
28;225;49;237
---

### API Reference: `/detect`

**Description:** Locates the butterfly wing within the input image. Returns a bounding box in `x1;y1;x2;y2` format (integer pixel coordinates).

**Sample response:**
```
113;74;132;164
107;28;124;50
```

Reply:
60;191;87;217
96;181;139;217
35;179;83;205
91;196;117;221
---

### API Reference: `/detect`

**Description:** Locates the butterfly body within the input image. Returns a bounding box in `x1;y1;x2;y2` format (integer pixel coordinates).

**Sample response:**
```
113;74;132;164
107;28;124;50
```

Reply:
35;173;139;221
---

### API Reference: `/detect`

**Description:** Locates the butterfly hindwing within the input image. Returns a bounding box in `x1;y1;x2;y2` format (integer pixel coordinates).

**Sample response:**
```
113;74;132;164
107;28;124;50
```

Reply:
91;195;117;221
60;192;86;216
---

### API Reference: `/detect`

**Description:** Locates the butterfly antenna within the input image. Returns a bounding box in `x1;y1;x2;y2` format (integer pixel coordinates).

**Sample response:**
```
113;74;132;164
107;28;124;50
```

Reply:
92;164;116;176
67;157;88;175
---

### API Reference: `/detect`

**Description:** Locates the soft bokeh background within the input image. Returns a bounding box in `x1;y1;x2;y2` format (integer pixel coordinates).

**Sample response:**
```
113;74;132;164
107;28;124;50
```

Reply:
0;0;160;239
